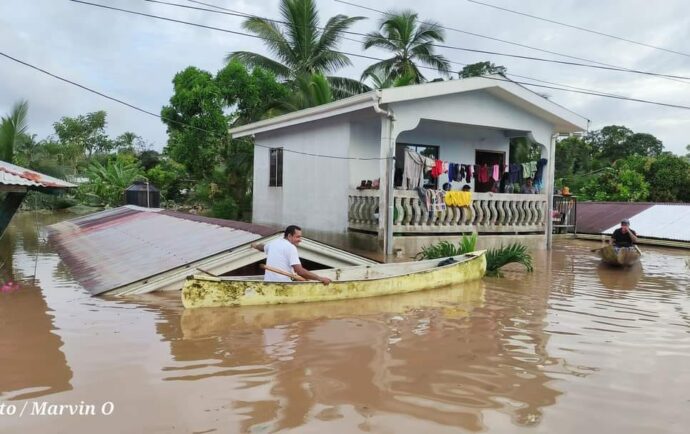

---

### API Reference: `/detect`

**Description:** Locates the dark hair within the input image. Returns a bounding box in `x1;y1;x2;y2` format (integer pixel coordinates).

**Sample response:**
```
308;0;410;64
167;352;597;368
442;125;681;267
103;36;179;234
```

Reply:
284;225;302;238
462;184;471;191
442;182;452;191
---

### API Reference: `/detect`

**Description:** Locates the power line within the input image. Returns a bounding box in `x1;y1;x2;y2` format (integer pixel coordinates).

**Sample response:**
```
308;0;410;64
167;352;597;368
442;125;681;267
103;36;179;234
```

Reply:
65;0;690;110
127;0;690;82
466;0;690;59
333;0;690;85
176;0;652;97
0;51;391;161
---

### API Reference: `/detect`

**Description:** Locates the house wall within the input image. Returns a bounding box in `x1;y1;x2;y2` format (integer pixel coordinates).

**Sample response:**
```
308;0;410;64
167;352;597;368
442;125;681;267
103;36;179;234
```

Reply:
252;118;351;234
348;118;381;188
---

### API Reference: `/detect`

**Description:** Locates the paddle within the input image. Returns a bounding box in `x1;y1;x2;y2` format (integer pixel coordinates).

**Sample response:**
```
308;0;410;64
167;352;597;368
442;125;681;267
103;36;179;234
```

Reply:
195;267;221;281
260;264;307;281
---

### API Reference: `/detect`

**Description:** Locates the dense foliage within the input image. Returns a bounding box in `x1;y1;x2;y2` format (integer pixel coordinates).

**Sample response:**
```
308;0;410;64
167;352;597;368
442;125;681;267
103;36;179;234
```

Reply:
555;126;690;202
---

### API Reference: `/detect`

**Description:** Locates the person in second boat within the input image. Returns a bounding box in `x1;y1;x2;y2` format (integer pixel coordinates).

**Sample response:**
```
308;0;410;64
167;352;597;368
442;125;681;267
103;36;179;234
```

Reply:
610;219;638;248
252;225;331;285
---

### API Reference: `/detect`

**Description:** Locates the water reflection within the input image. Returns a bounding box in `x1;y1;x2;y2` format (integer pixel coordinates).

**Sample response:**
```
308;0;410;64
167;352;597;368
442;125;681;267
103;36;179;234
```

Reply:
596;263;643;290
135;278;571;432
0;215;73;400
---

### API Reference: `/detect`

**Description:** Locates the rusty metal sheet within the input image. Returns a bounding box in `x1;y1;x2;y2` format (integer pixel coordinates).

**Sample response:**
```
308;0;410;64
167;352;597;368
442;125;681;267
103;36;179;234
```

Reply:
48;206;278;295
576;202;653;234
0;161;76;189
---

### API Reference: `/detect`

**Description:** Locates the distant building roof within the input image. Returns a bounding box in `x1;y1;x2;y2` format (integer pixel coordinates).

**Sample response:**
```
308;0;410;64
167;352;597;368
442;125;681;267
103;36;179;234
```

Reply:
577;202;690;242
0;160;76;189
48;205;376;296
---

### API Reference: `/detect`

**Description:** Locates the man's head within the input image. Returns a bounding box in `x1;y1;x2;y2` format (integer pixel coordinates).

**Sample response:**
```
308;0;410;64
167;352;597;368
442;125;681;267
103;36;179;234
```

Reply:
442;182;452;191
620;219;630;233
284;225;303;245
462;184;471;192
526;177;533;186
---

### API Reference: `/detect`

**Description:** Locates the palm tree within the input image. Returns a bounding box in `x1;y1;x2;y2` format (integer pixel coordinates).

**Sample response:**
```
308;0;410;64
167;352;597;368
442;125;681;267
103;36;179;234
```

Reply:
226;0;367;98
363;67;417;89
268;73;334;115
0;100;29;163
362;10;450;84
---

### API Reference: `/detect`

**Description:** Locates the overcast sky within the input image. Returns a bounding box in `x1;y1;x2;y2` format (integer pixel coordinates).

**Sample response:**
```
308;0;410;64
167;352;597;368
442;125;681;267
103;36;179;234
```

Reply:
1;0;689;155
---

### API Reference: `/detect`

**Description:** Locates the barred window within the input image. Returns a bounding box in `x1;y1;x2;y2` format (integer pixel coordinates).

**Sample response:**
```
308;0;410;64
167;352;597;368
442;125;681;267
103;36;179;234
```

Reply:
269;148;283;187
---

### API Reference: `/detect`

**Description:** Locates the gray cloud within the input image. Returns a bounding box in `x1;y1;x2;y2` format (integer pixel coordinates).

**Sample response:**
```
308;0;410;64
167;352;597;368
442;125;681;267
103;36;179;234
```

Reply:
1;0;688;154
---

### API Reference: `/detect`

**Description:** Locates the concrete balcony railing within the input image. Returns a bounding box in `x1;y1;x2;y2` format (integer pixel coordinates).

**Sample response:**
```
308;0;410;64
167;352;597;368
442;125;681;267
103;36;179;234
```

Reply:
348;190;547;234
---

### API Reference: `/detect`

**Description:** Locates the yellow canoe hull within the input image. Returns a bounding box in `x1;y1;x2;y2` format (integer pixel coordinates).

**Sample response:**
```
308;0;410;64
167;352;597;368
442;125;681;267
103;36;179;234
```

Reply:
182;251;487;309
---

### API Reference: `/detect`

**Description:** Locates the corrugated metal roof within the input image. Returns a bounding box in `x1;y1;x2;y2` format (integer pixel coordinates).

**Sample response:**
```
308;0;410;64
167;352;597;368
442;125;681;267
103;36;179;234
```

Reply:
577;201;690;242
48;206;279;295
601;204;690;242
576;202;654;234
0;160;76;189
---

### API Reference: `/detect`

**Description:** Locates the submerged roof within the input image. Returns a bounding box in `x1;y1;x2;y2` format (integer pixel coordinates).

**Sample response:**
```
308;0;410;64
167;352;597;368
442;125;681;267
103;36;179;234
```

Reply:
48;206;277;295
48;206;377;296
577;202;690;242
229;75;589;138
0;160;76;189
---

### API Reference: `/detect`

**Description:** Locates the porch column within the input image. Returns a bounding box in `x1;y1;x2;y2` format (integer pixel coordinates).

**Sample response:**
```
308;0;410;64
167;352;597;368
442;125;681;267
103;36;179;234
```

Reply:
378;115;395;256
546;133;558;249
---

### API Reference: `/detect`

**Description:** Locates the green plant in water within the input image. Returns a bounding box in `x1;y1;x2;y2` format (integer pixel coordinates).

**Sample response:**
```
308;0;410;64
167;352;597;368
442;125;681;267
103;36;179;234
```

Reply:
415;233;477;260
485;243;534;277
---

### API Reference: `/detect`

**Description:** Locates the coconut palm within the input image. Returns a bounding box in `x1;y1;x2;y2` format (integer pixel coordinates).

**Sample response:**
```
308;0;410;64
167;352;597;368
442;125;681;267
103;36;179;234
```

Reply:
0;100;29;163
362;10;450;84
268;73;334;115
363;67;417;89
226;0;367;98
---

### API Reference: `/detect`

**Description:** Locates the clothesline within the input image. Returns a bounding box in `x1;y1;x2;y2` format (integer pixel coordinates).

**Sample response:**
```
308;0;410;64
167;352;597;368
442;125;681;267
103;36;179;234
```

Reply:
402;149;547;191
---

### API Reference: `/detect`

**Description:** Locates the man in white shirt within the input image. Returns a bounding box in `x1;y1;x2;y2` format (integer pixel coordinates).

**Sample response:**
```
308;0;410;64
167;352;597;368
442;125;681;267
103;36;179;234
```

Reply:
251;225;331;284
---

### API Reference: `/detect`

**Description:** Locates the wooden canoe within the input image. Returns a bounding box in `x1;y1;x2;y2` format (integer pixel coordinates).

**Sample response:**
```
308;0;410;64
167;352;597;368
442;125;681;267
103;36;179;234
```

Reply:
182;251;486;309
597;245;641;267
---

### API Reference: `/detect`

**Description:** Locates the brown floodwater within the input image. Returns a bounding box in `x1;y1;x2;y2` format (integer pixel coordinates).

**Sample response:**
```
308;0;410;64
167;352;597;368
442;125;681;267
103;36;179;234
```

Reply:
1;212;689;434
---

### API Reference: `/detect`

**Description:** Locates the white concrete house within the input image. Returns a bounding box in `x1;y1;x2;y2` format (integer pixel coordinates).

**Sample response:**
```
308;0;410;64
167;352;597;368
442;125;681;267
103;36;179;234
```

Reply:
230;76;589;259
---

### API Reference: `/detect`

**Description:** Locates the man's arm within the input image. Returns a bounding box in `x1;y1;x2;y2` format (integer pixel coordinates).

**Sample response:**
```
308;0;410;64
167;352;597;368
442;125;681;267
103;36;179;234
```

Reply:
293;264;331;285
251;242;265;252
629;230;638;243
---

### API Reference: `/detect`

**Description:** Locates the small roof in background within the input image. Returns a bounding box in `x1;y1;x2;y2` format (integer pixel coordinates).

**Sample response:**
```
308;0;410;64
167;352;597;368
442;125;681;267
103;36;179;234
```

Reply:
48;206;279;295
0;160;76;189
577;202;690;242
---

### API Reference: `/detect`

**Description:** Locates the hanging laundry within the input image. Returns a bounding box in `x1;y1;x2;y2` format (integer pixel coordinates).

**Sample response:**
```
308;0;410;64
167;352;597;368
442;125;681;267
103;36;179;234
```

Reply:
528;161;537;178
431;159;445;178
491;164;500;182
508;163;521;184
402;149;425;189
444;191;472;207
447;163;457;183
534;158;548;184
416;186;430;212
478;164;490;183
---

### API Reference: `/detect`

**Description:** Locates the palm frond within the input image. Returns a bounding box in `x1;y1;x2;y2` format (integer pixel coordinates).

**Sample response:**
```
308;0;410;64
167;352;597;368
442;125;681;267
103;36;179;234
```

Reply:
415;234;478;260
0;100;29;163
225;52;291;80
242;17;295;63
485;243;534;277
327;76;371;98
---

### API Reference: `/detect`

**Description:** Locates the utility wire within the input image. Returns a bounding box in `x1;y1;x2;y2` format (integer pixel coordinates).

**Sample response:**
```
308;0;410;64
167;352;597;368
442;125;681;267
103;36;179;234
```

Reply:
178;0;638;97
64;1;690;110
0;51;390;161
334;0;690;85
466;0;690;59
126;0;690;82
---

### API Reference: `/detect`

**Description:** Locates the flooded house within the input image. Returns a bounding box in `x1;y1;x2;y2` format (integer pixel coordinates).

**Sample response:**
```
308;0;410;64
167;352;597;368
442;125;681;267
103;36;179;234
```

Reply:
230;75;589;258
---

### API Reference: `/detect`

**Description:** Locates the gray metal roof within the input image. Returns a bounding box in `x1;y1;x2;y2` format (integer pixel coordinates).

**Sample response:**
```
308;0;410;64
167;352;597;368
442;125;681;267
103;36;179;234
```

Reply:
48;206;279;295
576;202;653;234
0;160;76;189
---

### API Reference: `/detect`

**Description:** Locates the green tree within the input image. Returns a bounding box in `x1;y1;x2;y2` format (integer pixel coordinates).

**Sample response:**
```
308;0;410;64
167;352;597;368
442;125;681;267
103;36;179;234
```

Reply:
268;73;334;114
362;10;450;84
458;61;507;78
362;68;416;89
0;100;29;163
226;0;365;97
580;166;649;202
216;60;289;125
78;157;143;207
161;67;228;179
646;153;690;202
53;111;113;157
